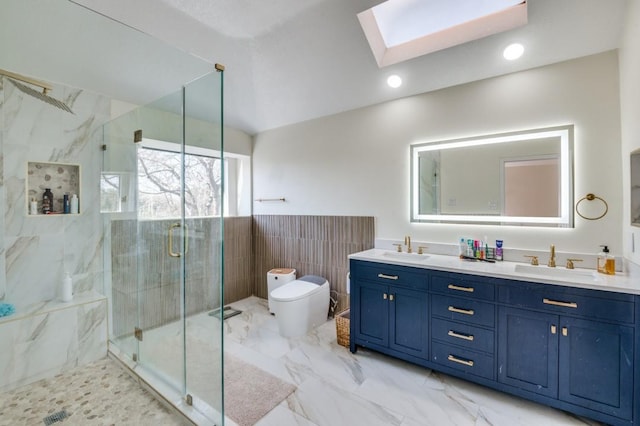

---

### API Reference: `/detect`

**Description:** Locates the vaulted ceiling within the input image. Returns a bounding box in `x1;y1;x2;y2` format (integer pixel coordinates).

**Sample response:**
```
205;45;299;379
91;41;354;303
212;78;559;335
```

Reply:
2;0;629;135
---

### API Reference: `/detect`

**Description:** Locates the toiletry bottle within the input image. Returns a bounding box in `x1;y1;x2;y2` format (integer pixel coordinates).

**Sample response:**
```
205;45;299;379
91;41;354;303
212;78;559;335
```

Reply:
70;194;79;214
42;196;51;214
459;238;466;258
61;272;73;302
63;193;70;214
597;245;616;275
43;188;54;213
495;240;503;261
30;198;38;215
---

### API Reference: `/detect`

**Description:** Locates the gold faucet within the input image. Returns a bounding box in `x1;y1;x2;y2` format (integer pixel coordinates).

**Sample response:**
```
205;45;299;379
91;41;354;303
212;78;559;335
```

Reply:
548;244;556;268
566;258;583;269
405;236;412;253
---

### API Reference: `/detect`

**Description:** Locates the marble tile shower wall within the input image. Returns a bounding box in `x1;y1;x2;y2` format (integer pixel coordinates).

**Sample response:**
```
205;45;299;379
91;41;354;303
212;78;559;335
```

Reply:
252;215;375;313
0;76;109;311
110;216;252;337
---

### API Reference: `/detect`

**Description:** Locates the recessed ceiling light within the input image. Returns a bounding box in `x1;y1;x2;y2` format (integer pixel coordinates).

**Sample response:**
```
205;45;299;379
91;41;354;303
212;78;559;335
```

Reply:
503;43;524;60
387;75;402;88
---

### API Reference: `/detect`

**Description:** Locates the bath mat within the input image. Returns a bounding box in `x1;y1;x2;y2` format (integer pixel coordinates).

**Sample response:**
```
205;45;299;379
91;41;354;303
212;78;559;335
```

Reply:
224;356;296;425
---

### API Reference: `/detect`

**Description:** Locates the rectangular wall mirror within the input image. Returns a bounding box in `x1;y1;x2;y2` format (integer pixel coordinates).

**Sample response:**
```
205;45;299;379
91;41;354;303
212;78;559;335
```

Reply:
410;125;574;227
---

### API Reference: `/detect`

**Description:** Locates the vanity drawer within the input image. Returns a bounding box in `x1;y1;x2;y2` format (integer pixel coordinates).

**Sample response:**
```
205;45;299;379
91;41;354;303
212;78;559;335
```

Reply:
431;341;494;380
351;261;428;289
431;274;495;301
498;284;635;324
431;294;495;327
431;317;494;354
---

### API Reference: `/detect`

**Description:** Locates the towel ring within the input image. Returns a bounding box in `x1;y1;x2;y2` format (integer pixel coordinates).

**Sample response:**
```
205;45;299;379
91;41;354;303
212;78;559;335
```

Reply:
575;193;608;220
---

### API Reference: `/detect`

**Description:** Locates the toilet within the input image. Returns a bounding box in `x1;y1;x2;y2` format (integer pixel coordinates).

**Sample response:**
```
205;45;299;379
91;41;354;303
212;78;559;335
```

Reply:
269;274;330;337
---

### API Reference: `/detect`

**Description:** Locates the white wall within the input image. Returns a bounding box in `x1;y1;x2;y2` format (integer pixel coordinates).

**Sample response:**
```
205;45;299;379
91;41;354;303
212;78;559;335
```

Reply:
253;51;622;255
619;0;640;266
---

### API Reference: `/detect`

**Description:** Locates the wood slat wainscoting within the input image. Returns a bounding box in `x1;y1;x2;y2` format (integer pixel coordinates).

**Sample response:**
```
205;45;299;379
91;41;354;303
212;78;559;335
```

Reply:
110;217;253;338
252;215;375;314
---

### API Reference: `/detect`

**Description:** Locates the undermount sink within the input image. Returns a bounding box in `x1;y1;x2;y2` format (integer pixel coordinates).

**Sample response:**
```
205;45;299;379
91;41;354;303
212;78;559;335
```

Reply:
514;264;600;281
376;250;431;263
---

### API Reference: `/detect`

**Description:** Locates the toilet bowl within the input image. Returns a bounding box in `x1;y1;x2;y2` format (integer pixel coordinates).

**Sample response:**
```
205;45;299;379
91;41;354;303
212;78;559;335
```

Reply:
270;275;330;337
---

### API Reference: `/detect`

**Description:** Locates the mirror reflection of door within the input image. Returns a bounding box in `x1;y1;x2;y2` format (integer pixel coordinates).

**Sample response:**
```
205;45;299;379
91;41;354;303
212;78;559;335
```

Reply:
502;156;559;217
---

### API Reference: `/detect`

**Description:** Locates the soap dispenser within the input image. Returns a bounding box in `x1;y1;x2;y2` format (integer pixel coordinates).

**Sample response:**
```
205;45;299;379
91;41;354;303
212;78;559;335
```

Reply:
597;245;615;275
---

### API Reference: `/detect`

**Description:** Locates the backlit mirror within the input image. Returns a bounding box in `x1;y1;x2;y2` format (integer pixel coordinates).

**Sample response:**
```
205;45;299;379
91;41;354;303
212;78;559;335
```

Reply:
411;125;574;227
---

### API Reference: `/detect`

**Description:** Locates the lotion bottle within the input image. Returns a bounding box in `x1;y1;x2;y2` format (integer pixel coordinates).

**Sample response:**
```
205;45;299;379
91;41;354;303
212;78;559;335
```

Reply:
61;272;73;302
30;198;38;215
597;245;616;275
70;194;79;214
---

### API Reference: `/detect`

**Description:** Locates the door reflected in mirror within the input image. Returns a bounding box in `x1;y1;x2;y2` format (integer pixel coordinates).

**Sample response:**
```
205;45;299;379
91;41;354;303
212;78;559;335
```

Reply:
411;125;574;227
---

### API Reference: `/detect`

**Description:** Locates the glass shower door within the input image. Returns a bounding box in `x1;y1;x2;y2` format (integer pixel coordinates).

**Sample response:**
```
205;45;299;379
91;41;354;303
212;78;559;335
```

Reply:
103;68;224;425
182;69;225;423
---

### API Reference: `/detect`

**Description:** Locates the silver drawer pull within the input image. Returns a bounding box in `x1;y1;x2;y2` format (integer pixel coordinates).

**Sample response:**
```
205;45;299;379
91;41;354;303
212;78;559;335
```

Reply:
378;273;399;280
543;298;578;309
448;330;474;341
448;306;475;316
447;284;474;293
447;355;474;367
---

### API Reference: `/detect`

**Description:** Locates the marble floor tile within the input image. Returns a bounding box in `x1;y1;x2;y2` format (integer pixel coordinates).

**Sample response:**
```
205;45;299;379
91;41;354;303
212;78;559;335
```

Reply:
218;296;602;426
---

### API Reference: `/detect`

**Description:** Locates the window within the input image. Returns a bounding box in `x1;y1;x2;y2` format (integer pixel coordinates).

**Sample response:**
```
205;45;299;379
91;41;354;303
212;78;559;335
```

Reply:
137;140;228;219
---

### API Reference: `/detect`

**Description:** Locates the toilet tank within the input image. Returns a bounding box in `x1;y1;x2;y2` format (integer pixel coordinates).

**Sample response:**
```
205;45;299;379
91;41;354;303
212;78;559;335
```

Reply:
267;268;296;314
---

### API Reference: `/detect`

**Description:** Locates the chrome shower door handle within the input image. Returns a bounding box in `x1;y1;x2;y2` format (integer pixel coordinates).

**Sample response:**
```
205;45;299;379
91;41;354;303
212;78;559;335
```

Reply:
168;222;186;258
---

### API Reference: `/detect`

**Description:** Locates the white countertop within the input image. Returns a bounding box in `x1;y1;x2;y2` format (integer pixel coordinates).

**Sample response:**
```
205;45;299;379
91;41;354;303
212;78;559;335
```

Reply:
349;248;640;295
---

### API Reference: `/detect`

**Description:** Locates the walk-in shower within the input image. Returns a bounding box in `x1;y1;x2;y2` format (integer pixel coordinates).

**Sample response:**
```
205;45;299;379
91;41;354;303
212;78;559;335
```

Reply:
101;67;225;424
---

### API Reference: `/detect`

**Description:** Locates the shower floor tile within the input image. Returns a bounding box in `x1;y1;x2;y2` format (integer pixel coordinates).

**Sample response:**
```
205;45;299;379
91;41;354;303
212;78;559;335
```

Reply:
0;357;189;426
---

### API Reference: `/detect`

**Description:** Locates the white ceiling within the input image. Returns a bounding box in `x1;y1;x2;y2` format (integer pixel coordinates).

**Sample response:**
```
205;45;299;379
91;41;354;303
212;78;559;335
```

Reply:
2;0;630;135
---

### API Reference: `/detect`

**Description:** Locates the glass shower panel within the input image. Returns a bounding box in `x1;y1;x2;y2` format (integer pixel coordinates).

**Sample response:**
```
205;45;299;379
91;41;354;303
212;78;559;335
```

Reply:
103;69;224;424
102;105;141;361
103;86;188;393
182;70;224;424
134;89;188;397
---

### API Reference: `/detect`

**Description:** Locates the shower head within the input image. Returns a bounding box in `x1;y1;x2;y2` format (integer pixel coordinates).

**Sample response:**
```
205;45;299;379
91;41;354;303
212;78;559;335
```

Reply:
1;68;74;114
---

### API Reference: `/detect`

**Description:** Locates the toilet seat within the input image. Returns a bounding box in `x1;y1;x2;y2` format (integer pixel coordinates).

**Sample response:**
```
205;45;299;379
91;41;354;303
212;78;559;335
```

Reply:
270;275;328;302
270;281;321;302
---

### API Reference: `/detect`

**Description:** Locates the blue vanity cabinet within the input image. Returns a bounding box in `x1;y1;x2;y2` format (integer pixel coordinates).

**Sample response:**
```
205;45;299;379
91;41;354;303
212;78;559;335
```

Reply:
349;260;429;361
498;282;636;423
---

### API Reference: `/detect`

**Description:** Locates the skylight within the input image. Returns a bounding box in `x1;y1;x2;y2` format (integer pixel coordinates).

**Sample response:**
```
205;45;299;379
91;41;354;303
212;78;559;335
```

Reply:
358;0;527;67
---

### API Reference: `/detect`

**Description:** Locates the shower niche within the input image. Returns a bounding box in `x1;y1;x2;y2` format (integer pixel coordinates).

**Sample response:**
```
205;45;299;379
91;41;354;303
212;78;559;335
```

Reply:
27;161;80;215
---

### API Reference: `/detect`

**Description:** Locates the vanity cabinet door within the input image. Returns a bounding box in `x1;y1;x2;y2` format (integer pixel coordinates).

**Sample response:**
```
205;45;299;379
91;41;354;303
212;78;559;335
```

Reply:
498;307;559;398
389;286;429;358
558;317;633;419
354;281;390;348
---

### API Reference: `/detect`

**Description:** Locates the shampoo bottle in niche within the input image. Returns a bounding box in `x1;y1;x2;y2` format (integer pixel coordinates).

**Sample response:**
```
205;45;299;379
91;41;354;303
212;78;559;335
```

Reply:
70;194;79;214
30;198;38;215
61;272;73;302
42;188;53;214
597;245;615;275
